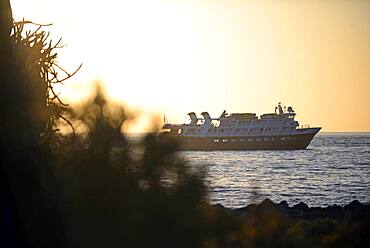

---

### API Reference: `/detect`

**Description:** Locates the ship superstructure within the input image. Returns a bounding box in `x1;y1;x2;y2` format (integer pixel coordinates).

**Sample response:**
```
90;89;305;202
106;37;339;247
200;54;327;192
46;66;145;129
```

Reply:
161;103;320;150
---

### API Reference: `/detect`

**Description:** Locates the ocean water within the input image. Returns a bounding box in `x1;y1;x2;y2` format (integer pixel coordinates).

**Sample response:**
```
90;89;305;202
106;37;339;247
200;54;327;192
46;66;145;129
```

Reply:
181;133;370;209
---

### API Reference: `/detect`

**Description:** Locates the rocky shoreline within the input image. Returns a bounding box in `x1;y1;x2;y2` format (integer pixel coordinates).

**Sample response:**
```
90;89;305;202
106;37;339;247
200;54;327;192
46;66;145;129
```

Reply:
233;199;370;219
213;199;370;220
203;199;370;247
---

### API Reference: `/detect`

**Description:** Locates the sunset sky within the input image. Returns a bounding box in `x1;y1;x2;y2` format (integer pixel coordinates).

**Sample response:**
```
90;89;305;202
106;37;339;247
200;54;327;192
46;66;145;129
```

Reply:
11;0;370;132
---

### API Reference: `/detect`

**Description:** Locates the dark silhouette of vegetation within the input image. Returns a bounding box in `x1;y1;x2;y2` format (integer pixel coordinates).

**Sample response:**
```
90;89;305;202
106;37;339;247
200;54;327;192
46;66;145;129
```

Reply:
50;88;212;247
1;1;369;247
1;2;211;246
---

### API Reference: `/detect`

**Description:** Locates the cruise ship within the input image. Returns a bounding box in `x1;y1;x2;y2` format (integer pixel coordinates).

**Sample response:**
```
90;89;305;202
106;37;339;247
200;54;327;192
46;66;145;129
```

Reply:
161;103;321;150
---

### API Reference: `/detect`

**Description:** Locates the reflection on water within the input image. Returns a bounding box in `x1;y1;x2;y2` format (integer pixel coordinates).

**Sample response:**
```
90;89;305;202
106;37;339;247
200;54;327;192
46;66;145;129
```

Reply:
181;133;370;208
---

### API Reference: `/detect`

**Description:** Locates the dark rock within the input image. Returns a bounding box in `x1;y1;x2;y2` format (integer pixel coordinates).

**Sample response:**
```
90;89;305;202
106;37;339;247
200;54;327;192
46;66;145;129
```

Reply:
303;205;343;219
256;199;281;215
307;206;325;214
213;203;226;210
327;204;343;212
259;198;276;208
293;202;309;212
234;204;256;215
245;203;257;211
305;207;326;218
279;200;289;209
344;200;363;211
231;200;370;221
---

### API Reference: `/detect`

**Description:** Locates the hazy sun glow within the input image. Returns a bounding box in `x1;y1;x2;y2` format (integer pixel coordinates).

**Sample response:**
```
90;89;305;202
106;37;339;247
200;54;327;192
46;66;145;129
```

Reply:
11;0;370;132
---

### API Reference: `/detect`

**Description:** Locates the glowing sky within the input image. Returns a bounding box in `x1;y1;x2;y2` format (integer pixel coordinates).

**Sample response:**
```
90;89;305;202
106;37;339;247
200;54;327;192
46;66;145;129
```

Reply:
11;0;370;131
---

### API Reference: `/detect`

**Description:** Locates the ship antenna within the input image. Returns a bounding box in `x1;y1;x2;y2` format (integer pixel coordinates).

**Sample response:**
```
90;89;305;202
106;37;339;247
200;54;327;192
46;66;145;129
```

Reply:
163;114;168;124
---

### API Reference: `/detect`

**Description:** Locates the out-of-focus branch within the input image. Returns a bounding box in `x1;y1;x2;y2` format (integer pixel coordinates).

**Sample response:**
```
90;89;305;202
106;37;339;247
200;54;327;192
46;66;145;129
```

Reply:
11;20;81;142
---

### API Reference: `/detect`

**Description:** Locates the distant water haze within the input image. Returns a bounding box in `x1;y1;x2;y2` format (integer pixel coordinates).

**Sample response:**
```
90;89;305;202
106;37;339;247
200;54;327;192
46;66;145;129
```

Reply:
11;0;370;132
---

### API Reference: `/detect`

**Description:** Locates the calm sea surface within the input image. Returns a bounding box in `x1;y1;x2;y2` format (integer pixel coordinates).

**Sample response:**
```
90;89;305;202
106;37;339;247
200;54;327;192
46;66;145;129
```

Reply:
181;133;370;209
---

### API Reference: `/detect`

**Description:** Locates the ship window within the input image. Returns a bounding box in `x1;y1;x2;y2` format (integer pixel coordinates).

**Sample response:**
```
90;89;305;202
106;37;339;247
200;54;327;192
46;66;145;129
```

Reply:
247;138;253;142
271;137;275;141
281;137;286;141
231;139;236;142
240;138;245;142
214;139;219;143
256;138;261;142
222;139;228;142
263;138;269;141
260;128;263;132
235;129;239;133
221;129;224;132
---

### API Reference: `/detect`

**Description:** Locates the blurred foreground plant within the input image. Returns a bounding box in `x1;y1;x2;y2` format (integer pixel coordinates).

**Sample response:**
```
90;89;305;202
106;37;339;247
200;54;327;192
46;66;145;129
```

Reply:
10;20;81;145
1;2;78;246
1;3;213;246
2;2;368;247
51;87;212;247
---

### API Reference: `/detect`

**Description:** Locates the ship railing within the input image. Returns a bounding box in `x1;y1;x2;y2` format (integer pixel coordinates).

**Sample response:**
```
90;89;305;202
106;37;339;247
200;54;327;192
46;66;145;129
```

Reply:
298;124;310;129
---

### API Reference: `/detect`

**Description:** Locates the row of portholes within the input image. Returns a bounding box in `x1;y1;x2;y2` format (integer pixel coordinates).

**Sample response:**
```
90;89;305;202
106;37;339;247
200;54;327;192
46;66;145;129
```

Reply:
213;136;295;143
208;127;291;134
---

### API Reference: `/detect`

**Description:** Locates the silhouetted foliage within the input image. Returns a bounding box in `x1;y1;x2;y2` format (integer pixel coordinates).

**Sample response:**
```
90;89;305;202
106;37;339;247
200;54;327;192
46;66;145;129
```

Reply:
1;1;369;247
1;1;66;246
49;88;210;247
1;3;210;246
